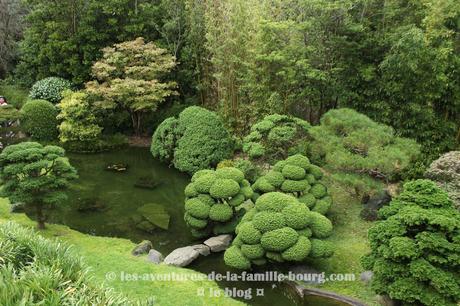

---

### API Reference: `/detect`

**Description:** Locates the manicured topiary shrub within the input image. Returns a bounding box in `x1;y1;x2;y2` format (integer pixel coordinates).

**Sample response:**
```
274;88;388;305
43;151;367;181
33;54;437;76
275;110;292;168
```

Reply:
29;77;72;103
252;154;332;215
425;151;460;209
309;108;420;185
20;99;58;140
184;167;253;238
151;106;234;174
242;114;310;162
224;192;334;269
361;180;460;306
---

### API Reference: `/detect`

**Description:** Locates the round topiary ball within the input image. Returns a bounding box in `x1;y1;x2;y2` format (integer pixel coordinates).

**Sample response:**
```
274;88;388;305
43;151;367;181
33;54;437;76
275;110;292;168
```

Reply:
29;77;72;103
209;179;240;198
21;99;59;140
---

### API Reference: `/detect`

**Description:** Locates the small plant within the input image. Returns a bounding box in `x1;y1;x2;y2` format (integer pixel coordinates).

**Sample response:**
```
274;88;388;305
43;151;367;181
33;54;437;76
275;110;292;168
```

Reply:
20;99;59;140
184;167;253;238
224;192;334;269
252;154;333;215
361;180;460;306
29;77;72;103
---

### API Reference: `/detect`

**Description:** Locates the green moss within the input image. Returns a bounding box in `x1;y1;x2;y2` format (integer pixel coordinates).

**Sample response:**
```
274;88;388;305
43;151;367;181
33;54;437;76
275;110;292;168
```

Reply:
209;204;233;222
209;179;240;198
260;227;299;252
238;222;262;244
252;211;285;233
282;204;310;229
309;212;333;238
281;236;311;261
184;198;210;219
224;246;251;270
282;164;306;180
216;167;245;183
281;179;310;193
311;183;327;198
241;244;265;259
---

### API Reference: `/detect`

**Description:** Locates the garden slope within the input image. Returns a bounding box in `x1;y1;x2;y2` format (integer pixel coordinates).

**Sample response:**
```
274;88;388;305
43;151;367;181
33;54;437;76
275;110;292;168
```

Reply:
0;198;242;306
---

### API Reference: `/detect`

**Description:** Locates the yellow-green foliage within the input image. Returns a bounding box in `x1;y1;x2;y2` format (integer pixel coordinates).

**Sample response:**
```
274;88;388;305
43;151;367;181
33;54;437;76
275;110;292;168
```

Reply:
184;167;253;238
253;154;333;215
224;192;334;269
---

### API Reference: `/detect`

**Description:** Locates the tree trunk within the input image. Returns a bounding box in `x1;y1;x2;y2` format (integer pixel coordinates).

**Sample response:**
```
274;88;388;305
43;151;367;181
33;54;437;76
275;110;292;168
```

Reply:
36;203;46;230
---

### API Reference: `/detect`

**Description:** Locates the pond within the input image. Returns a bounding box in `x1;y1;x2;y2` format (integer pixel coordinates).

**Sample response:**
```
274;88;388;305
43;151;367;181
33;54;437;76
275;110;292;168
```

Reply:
24;147;349;306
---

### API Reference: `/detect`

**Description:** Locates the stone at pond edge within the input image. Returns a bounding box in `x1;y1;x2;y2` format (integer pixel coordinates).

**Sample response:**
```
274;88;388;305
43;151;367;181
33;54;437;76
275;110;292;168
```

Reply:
164;246;200;267
132;240;153;256
360;190;391;221
376;294;396;306
360;270;373;285
147;249;164;264
191;244;211;256
136;203;170;230
10;202;25;213
134;176;162;190
204;234;232;252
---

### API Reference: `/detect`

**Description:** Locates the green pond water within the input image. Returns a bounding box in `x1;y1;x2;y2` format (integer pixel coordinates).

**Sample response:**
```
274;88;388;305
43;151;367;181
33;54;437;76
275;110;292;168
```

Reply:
23;147;347;306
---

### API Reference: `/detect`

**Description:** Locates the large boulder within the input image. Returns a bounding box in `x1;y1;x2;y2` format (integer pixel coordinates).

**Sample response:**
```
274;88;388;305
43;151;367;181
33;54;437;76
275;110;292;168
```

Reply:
360;190;391;221
164;246;200;267
147;249;164;264
204;234;232;252
131;240;153;256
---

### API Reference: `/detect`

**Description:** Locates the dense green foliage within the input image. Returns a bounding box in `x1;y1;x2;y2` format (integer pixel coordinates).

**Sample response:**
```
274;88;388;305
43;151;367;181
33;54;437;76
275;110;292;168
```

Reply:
426;151;460;209
151;106;234;174
57;90;102;144
184;167;253;238
242;114;310;162
253;154;333;215
224;192;334;269
29;77;72;104
20;99;59;140
0;142;77;229
0;83;28;108
0;105;20;124
0;222;131;305
362;180;460;306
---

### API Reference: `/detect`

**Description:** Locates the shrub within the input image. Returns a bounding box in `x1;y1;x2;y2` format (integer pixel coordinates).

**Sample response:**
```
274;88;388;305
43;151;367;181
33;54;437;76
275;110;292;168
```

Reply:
20;99;59;140
253;154;333;215
29;77;72;103
184;167;253;238
361;179;460;306
224;192;334;269
425;151;460;209
151;106;234;174
0;222;131;305
309;108;420;188
242;114;310;162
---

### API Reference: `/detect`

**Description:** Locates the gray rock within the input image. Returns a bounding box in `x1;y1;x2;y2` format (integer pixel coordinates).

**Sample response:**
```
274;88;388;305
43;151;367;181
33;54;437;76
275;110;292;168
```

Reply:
376;294;395;306
203;234;232;252
164;246;200;267
10;202;25;213
147;249;164;264
360;190;392;221
191;244;211;256
360;270;373;284
131;240;153;256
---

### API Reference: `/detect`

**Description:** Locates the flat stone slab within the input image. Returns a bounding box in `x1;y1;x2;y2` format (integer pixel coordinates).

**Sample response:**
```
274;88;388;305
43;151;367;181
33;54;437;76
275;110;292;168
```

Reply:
203;234;232;252
164;246;200;267
191;244;211;256
147;249;164;264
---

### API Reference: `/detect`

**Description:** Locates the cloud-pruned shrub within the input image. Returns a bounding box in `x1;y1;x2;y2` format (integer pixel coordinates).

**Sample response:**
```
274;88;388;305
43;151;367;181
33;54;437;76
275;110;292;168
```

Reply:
20;99;58;140
224;192;334;269
242;114;310;162
151;106;234;174
29;77;72;103
361;179;460;306
252;154;332;215
184;167;253;238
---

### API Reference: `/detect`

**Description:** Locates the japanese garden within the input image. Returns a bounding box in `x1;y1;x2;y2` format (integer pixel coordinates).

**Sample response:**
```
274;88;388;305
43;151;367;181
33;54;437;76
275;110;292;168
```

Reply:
0;1;459;306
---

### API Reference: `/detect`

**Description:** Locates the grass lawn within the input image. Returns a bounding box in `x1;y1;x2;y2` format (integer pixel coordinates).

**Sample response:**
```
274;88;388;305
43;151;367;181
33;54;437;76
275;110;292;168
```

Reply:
0;198;242;306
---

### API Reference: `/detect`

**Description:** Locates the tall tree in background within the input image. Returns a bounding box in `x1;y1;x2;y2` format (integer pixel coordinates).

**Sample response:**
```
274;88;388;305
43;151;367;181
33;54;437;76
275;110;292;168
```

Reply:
0;0;25;78
86;37;177;136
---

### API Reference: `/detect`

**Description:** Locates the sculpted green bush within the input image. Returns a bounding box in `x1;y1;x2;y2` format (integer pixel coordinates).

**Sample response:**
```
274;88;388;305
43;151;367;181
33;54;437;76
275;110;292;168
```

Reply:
224;192;334;269
29;77;72;103
242;114;310;162
20;99;59;140
151;106;234;174
252;154;332;215
184;167;253;238
361;180;460;306
425;151;460;209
